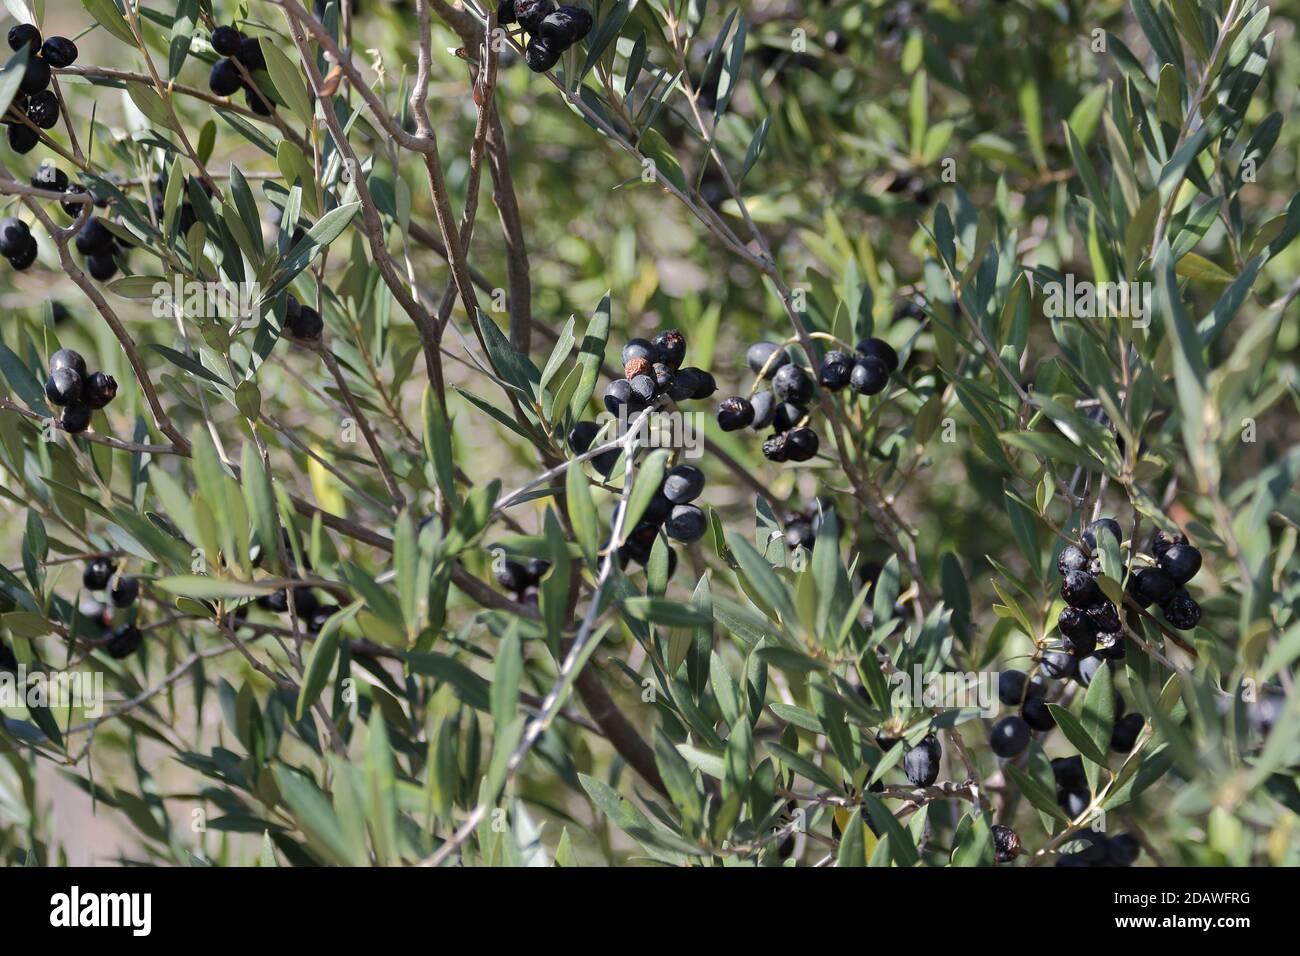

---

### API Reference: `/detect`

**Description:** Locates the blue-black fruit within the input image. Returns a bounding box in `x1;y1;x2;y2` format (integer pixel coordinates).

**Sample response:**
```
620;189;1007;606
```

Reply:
209;58;243;96
45;367;81;406
494;559;529;593
761;432;788;462
75;216;115;256
1085;600;1120;634
651;329;685;368
1158;543;1201;584
105;624;143;659
1040;649;1076;680
1058;605;1093;641
20;55;51;95
30;164;67;192
989;716;1030;757
539;6;593;46
41;36;78;68
849;356;888;395
1060;569;1100;608
785;426;819;462
85;252;118;281
992;824;1021;863
50;348;87;378
0;217;30;257
1083;517;1122;550
1110;711;1144;753
7;24;40;53
26;90;58;129
235;36;266;70
6;122;38;154
211;26;242;57
772;364;814;404
665;504;706;543
855;337;899;374
903;734;941;786
111;575;139;608
1107;832;1141;866
524;36;561;71
1021;696;1056;731
771;401;805;432
1057;544;1089;576
662;464;705;504
1151;529;1186;561
1160;588;1200;630
1128;565;1174;607
747;341;789;377
998;668;1043;706
84;558;115;591
818;350;853;390
567;420;598;454
749;389;775;429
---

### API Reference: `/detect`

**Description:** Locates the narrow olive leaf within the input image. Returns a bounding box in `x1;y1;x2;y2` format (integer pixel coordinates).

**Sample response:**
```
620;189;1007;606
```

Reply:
622;449;668;535
491;623;522;733
364;708;398;865
296;602;362;720
81;0;137;47
713;15;747;124
860;793;919;867
0;340;50;415
568;294;611;421
259;37;314;127
836;807;866;867
1004;762;1072;823
539;508;571;653
263;202;362;299
655;729;703;828
621;597;711;627
580;0;631;81
272;766;367;866
394;511;420;639
241;442;280;575
402;653;491;711
765;742;839;790
168;0;198;80
565;460;599;568
1081;657;1116;779
538;314;576;393
146;344;229;387
729;535;798;630
1047;703;1111;767
0;46;27;118
739;116;770;182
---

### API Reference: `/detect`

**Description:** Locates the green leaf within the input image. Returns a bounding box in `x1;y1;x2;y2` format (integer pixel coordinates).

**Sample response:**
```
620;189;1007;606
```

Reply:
567;295;611;421
296;602;362;720
260;37;314;127
1047;702;1111;767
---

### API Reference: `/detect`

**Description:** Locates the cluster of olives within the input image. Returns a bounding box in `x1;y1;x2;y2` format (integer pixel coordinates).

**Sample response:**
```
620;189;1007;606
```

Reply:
4;25;78;154
498;0;593;72
82;557;142;659
206;24;275;116
42;348;118;434
1127;529;1205;631
715;333;899;463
